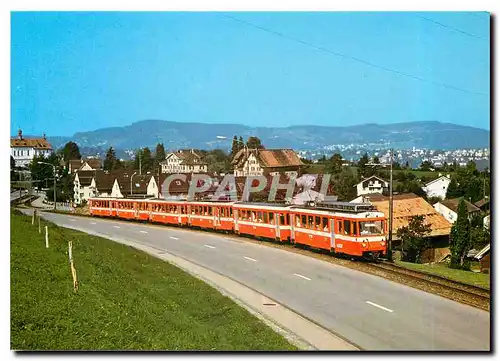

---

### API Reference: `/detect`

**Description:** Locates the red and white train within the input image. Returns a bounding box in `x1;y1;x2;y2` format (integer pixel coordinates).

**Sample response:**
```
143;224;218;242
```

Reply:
88;198;388;259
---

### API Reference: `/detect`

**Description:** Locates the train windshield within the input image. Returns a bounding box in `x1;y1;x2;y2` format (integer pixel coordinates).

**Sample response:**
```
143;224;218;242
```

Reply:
359;221;384;235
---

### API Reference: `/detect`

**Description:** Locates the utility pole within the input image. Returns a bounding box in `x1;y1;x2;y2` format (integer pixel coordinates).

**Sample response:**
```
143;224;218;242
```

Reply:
139;152;142;175
39;161;57;211
366;148;394;261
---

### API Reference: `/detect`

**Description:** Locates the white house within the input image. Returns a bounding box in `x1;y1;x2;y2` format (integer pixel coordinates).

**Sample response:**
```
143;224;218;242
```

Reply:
11;129;53;168
73;170;97;205
421;175;451;200
355;176;388;197
433;198;481;224
232;148;303;177
160;150;208;174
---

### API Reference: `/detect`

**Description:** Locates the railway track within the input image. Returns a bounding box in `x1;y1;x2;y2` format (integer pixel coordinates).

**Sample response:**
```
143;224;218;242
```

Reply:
366;261;490;310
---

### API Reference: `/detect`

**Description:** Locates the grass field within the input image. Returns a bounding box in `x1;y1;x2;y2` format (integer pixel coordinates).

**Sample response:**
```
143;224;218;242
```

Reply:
395;261;490;289
10;210;297;351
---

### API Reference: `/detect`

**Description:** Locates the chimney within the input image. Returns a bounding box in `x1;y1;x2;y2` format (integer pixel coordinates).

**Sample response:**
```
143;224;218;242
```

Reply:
18;129;22;140
43;132;46;140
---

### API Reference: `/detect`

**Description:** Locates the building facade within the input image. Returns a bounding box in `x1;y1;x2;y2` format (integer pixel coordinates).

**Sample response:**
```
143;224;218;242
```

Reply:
160;150;208;173
433;198;481;224
355;176;389;197
11;129;53;168
421;175;451;200
232;148;303;177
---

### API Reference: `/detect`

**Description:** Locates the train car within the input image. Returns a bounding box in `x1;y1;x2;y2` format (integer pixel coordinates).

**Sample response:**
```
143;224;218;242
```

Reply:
232;202;292;242
148;199;189;226
88;198;116;217
290;202;386;258
186;201;235;231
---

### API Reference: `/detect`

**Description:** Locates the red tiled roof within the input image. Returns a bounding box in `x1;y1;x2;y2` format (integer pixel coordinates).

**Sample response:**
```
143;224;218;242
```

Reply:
232;148;303;169
11;137;52;149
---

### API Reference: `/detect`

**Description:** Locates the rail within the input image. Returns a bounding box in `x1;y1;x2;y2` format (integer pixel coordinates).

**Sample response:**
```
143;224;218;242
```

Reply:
366;261;490;310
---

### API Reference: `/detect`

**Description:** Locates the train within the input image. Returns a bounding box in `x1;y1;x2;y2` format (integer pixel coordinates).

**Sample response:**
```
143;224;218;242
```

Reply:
88;197;388;259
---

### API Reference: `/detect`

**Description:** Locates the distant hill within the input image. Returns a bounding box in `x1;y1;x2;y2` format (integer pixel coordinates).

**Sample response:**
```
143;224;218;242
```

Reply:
47;120;490;153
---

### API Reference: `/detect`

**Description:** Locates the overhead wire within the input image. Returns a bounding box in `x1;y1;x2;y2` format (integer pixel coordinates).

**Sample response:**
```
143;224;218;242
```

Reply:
221;14;488;97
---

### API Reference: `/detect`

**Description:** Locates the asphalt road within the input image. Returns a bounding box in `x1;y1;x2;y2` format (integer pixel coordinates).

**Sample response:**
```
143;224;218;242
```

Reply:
37;211;490;351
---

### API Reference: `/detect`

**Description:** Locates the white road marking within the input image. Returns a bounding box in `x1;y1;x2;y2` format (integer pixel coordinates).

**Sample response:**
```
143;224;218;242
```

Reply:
293;273;311;281
244;256;257;262
113;225;120;229
170;236;179;240
90;222;97;225
204;245;216;249
69;219;76;222
366;301;393;313
140;231;148;234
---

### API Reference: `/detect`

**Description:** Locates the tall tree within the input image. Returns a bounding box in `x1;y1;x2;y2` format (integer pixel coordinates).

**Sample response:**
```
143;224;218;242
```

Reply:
446;177;464;199
62;141;81;165
449;198;472;270
326;153;343;174
331;168;357;201
397;215;432;263
246;136;264;149
142;147;153;173
230;135;240;157
357;153;370;180
419;160;433;171
154;143;166;171
103;147;118;171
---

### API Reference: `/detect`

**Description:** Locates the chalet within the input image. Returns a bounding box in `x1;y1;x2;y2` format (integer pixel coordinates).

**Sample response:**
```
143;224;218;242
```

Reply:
68;158;102;173
421;175;451;200
474;197;490;212
433;198;481;224
474;244;490;274
11;129;53;168
160;150;208;174
231;148;303;177
354;176;388;197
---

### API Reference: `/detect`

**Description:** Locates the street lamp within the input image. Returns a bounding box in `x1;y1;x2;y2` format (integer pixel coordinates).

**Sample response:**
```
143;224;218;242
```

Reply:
130;172;138;196
366;148;394;262
38;161;57;211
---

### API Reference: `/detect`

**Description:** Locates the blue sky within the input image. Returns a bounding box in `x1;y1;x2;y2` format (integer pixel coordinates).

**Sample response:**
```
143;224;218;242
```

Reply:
11;12;490;136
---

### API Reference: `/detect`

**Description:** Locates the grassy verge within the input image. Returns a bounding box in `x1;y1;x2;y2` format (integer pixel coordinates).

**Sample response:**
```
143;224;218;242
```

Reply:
10;210;297;351
395;260;490;289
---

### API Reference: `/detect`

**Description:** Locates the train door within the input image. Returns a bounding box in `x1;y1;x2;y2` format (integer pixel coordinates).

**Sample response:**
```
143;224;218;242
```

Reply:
177;205;182;224
330;217;336;252
134;202;139;218
213;206;219;227
234;209;239;232
275;212;280;239
289;213;295;243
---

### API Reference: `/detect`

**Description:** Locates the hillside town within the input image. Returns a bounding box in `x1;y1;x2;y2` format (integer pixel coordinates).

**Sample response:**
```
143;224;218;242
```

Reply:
11;129;491;273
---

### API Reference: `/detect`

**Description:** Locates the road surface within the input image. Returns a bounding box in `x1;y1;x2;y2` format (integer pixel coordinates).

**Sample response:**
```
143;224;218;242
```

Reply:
32;211;491;351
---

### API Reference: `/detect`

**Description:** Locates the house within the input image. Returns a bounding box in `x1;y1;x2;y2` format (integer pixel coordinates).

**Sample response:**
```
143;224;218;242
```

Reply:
73;170;98;205
474;197;490;212
10;129;53;168
433;198;481;224
474;244;490;274
232;148;303;177
354;175;388;197
160;150;208;174
358;193;452;245
421;175;451;200
149;173;219;200
68;158;102;173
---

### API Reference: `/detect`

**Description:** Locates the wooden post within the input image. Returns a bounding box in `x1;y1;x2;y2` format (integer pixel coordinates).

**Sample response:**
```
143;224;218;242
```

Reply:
38;215;41;234
45;226;49;248
68;241;78;292
32;209;36;225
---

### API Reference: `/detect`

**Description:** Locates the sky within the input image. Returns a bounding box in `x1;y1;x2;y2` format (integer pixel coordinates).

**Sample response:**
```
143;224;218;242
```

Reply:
11;11;490;136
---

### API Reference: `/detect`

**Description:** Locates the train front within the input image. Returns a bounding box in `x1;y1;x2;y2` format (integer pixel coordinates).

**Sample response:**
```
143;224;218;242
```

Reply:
355;211;387;259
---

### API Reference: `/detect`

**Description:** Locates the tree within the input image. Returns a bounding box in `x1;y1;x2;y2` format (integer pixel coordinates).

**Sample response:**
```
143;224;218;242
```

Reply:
246;136;264;149
231;135;241;157
396;215;432;263
449;198;472;270
446;177;463;199
104;147;119;171
420;160;433;171
325;153;343;174
10;155;15;169
331;168;357;201
357;153;370;180
404;160;410;169
10;156;18;181
154;143;166;171
61;141;81;165
204;149;231;173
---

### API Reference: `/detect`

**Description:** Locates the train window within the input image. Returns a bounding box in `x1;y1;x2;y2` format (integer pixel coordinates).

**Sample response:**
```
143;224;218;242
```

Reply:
300;215;306;228
322;218;329;232
269;212;274;224
220;208;225;217
359;220;384;235
263;212;268;223
280;213;285;226
251;211;256;222
343;220;351;235
308;216;314;229
208;207;213;216
315;216;321;230
257;211;263;223
338;220;343;234
229;207;233;217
